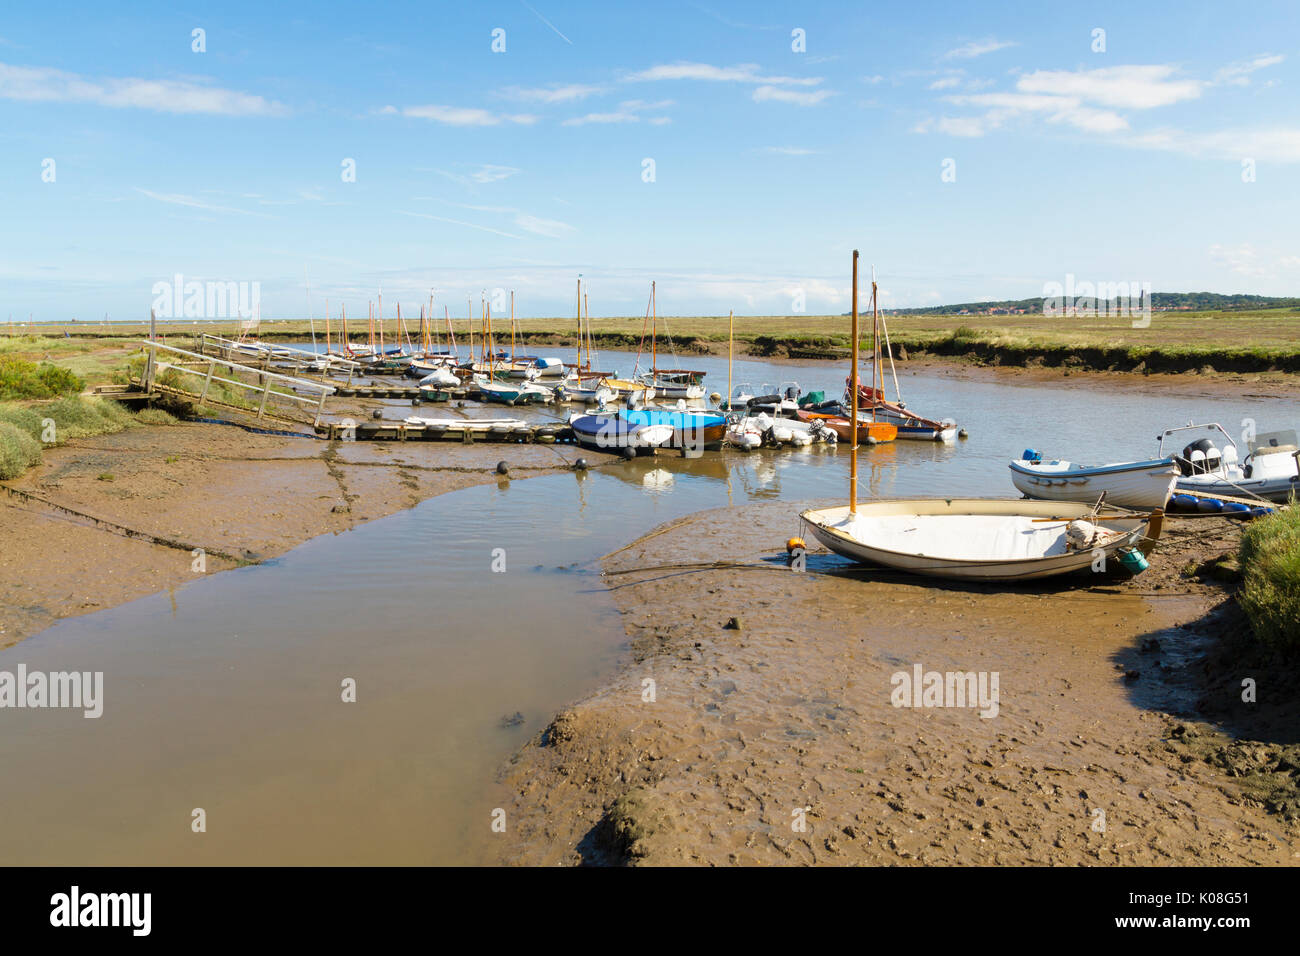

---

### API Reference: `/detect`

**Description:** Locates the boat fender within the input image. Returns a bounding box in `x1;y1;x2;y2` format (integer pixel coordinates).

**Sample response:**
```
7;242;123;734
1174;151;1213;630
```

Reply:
573;458;589;471
1168;493;1197;510
1022;448;1042;463
1222;501;1250;514
496;461;510;476
620;447;636;461
786;536;805;554
1196;498;1224;513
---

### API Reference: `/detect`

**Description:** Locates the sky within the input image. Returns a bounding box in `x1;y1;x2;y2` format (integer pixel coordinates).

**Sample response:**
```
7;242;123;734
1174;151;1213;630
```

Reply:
1;0;1298;321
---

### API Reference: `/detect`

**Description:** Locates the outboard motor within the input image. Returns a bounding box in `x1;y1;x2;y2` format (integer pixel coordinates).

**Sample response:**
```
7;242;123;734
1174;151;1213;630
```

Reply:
1022;448;1043;463
1178;438;1222;475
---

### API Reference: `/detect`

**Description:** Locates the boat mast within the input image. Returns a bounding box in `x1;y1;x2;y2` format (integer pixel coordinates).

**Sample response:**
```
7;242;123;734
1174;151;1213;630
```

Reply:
850;250;859;514
651;280;657;376
324;298;331;356
510;290;516;363
727;309;734;409
871;266;879;423
583;292;591;369
467;298;474;364
575;277;582;374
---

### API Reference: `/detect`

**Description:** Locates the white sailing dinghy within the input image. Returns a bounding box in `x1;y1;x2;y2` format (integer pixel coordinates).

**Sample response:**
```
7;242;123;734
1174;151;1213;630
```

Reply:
797;252;1162;583
800;498;1161;581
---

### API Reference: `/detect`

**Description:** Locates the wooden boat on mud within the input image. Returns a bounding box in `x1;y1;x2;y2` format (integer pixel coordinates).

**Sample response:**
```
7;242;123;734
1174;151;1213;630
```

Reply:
800;498;1163;581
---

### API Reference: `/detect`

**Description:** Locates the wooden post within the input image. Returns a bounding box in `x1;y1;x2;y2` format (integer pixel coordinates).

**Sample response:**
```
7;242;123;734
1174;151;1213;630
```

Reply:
200;360;215;403
850;251;859;514
144;309;157;392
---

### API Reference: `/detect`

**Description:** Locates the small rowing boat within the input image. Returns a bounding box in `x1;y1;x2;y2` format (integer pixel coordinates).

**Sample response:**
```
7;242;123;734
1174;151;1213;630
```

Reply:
1009;452;1179;509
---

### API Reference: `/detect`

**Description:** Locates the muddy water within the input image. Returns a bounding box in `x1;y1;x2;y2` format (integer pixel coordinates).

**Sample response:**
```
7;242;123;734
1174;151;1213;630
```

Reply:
0;354;1294;864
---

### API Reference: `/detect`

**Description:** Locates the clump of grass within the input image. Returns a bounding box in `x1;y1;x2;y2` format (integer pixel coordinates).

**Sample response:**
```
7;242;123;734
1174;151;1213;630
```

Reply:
0;422;42;479
97;472;114;482
0;403;47;441
134;407;178;426
44;396;132;439
0;357;85;400
1238;504;1300;651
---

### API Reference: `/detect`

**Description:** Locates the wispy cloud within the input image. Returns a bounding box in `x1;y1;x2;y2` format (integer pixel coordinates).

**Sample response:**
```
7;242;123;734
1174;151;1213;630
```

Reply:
418;199;575;238
0;61;285;115
752;86;835;106
761;146;818;155
427;164;521;185
1214;53;1285;86
624;61;821;87
943;39;1017;60
134;188;270;216
1132;126;1300;162
399;210;523;239
386;104;536;126
500;83;604;103
562;98;673;125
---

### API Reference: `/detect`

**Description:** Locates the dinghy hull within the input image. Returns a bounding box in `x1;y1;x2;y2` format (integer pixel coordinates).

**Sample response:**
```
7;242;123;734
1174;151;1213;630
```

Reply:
800;499;1161;581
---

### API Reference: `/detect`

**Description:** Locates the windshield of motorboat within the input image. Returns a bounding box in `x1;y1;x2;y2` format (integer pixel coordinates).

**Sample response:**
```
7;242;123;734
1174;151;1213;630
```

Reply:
1249;429;1299;456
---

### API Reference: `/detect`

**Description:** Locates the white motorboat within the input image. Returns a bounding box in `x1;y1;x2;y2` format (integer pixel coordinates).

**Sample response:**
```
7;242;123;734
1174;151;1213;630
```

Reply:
1009;452;1179;509
801;498;1162;581
1160;422;1298;503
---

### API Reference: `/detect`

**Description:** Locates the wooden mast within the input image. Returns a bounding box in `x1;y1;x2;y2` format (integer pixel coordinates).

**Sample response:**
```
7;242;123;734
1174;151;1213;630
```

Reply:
584;292;591;370
510;290;516;364
727;309;734;409
872;267;879;423
467;298;474;364
324;298;331;356
850;250;859;514
575;277;582;374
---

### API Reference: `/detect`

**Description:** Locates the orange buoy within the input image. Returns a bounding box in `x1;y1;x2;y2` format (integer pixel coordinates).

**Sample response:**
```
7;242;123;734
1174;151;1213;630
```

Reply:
786;536;805;554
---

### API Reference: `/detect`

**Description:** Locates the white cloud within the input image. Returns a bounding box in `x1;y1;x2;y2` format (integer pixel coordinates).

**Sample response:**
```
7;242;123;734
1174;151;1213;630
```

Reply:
1214;53;1285;86
752;85;835;106
943;39;1017;60
0;61;285;115
563;98;672;125
396;104;536;126
1209;243;1268;277
762;146;818;155
928;76;962;90
1131;126;1300;162
624;61;821;87
1017;65;1201;109
430;164;521;186
500;83;604;103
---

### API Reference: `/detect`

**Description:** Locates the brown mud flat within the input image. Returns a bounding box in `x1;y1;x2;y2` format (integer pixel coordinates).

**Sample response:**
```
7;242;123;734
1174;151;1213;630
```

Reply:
496;505;1299;866
0;419;584;648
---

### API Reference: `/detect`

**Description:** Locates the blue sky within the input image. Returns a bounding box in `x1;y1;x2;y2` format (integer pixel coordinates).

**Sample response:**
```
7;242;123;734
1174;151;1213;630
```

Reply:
1;0;1298;321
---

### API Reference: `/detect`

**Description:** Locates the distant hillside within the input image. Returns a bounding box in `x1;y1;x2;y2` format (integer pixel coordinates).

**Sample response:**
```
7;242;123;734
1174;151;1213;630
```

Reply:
887;292;1300;316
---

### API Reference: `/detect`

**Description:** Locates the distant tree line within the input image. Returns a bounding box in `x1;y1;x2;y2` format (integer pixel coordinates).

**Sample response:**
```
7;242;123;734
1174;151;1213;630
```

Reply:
884;293;1300;315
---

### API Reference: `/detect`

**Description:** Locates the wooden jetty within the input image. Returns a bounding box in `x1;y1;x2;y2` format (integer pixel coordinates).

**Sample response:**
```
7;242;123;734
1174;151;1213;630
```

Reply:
316;420;575;444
